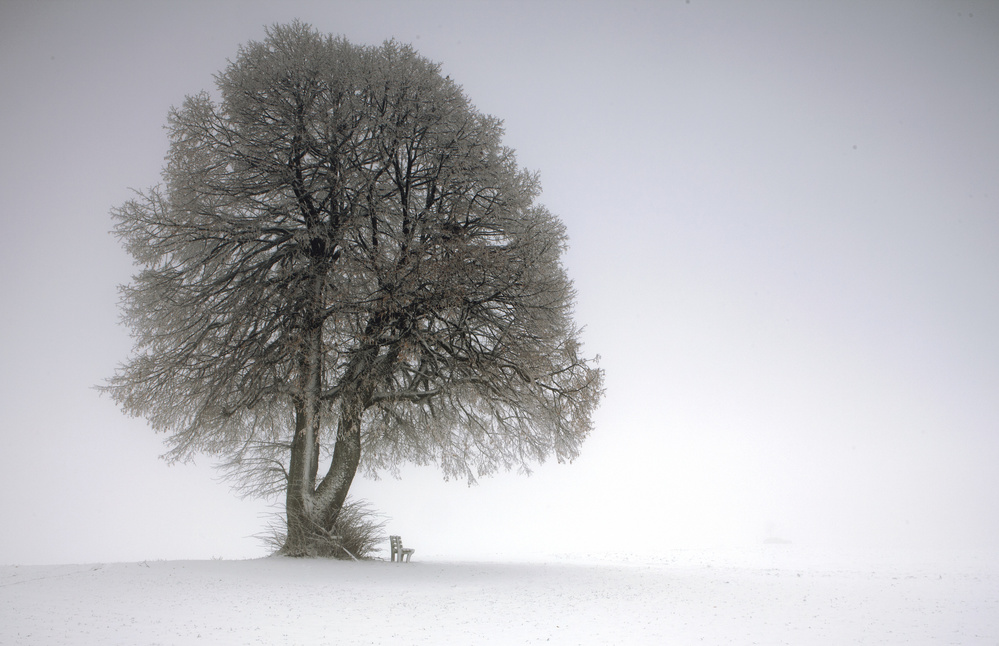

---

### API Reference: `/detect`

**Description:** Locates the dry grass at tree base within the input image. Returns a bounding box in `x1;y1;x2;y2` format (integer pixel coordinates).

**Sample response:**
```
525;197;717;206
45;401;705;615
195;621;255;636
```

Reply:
258;499;388;560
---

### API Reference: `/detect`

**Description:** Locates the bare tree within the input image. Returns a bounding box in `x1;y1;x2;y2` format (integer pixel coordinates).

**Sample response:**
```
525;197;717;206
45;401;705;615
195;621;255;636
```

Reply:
106;23;602;557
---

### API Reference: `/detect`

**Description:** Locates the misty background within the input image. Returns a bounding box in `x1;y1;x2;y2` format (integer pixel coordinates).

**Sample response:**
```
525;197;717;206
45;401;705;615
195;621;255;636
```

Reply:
1;0;997;564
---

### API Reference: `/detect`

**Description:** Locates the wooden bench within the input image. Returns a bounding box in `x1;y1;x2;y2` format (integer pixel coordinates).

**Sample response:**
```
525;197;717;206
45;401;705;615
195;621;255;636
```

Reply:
389;535;415;563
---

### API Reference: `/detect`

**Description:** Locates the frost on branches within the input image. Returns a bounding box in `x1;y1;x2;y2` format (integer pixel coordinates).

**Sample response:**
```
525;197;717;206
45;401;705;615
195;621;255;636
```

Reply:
105;22;602;557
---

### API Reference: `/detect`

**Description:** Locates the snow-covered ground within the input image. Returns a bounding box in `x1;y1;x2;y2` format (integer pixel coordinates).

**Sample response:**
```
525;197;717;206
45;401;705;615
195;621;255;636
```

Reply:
2;546;997;645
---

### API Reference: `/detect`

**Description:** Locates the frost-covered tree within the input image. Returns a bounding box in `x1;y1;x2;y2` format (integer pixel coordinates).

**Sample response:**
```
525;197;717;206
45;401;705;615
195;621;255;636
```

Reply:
106;23;602;556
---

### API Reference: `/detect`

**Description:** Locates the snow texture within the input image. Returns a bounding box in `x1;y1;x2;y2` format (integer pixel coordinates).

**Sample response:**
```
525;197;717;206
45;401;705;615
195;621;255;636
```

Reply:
2;547;996;645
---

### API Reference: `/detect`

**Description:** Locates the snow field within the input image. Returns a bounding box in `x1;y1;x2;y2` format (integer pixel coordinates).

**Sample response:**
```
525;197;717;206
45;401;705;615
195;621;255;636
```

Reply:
2;548;997;645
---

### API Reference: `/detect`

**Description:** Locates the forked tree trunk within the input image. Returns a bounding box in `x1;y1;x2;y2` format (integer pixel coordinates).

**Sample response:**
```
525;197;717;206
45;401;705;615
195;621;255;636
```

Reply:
282;289;372;557
282;391;365;557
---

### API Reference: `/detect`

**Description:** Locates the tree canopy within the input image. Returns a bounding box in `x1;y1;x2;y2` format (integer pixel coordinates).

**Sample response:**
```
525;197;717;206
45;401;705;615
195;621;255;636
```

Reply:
106;22;602;556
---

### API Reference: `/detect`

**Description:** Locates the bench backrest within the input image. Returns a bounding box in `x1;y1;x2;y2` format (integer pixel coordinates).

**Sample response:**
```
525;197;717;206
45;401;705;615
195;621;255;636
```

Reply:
390;535;402;558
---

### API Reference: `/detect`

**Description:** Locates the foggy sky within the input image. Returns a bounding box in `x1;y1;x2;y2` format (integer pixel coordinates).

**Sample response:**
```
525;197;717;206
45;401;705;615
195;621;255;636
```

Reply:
2;0;997;564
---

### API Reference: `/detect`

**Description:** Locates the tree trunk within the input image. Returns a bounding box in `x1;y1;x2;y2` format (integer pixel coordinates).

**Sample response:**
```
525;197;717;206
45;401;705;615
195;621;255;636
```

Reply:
282;293;372;556
314;392;364;529
283;403;317;556
281;395;364;557
282;321;325;557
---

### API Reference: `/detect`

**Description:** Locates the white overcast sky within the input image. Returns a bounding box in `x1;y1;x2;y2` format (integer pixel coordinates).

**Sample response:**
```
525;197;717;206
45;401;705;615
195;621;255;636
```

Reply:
2;0;998;564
